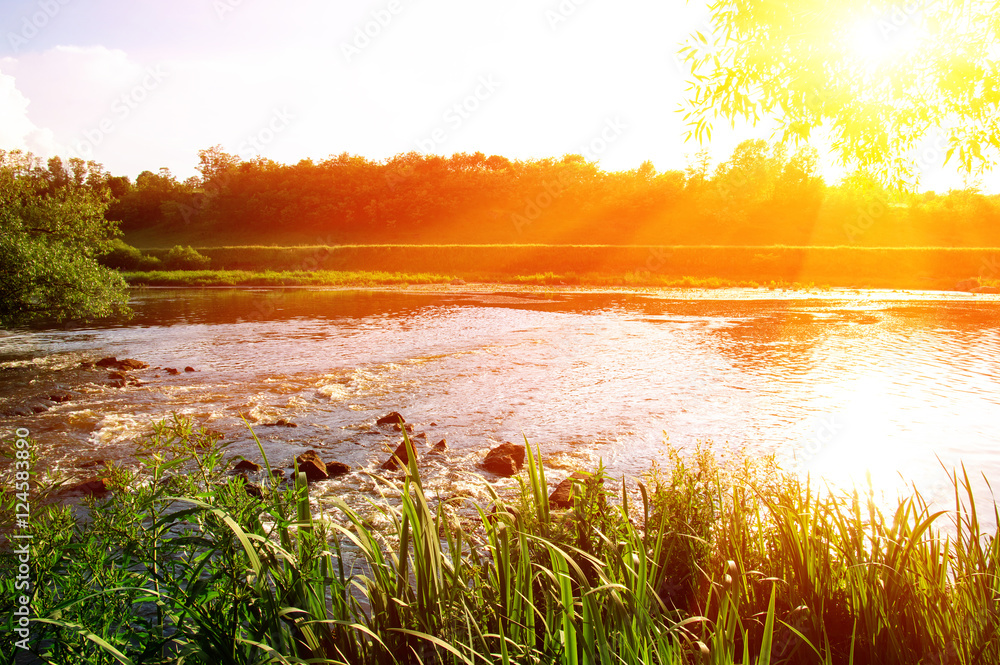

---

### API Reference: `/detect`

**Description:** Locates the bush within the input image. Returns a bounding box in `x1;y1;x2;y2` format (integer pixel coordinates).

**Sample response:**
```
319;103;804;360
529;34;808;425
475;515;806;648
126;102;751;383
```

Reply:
163;245;211;270
98;239;161;271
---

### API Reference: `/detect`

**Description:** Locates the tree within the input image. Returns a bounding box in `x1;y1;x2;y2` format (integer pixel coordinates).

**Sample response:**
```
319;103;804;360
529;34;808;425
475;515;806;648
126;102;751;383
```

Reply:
680;0;1000;188
0;151;129;327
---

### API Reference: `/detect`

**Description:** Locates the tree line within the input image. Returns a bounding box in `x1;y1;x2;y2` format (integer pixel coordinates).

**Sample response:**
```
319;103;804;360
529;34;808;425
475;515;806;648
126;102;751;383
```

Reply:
100;142;1000;247
2;142;998;325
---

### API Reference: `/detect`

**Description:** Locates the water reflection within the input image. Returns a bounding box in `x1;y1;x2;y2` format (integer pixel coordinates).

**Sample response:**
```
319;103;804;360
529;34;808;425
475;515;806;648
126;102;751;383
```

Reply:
1;287;998;516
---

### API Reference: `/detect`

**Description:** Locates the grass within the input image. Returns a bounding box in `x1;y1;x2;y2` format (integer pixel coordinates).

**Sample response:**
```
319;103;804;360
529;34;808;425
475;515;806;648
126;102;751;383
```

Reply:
124;270;455;287
2;420;999;664
124;244;1000;291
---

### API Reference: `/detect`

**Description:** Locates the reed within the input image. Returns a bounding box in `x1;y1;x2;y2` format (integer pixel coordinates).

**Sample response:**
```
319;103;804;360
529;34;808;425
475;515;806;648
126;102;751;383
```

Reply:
1;420;997;664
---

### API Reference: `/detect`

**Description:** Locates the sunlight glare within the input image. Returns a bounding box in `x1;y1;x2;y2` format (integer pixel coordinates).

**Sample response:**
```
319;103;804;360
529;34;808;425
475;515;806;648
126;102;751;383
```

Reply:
846;11;930;71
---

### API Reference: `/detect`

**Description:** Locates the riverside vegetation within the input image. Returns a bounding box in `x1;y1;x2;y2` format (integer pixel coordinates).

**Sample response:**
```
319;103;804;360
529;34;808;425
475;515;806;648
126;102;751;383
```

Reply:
1;417;998;664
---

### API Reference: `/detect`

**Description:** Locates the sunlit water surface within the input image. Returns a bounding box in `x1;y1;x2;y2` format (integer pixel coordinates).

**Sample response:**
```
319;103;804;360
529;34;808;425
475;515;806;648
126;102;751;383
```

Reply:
1;287;998;517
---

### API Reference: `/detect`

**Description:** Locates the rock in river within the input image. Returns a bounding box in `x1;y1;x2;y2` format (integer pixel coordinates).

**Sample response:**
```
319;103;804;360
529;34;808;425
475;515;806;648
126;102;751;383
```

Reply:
381;439;417;470
481;442;525;477
548;472;602;509
376;411;406;426
295;450;328;482
232;459;262;473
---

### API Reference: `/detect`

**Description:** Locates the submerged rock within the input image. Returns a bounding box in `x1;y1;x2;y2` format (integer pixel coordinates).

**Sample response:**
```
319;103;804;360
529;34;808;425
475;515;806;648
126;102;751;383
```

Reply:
428;438;448;455
165;367;180;375
376;411;406;426
482;442;525;477
97;357;148;371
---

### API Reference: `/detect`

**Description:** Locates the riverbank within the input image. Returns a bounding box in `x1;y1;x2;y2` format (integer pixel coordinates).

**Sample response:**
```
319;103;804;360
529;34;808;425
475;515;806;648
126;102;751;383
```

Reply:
121;244;1000;292
3;417;997;664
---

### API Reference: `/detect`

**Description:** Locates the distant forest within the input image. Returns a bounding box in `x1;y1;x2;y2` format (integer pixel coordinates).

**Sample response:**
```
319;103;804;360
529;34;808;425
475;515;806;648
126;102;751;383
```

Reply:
7;140;1000;246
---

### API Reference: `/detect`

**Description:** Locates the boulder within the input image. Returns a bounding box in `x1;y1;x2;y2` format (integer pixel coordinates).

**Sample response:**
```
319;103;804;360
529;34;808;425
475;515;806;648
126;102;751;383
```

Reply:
376;411;406;426
296;450;328;482
956;278;981;292
27;401;51;413
548;472;598;509
483;455;518;477
184;366;196;372
233;473;263;499
118;358;149;370
232;459;261;473
393;423;414;433
165;367;180;375
96;357;120;368
67;478;111;497
326;461;351;477
482;443;525;477
271;468;285;479
47;389;74;403
428;438;448;455
381;439;416;470
271;418;297;427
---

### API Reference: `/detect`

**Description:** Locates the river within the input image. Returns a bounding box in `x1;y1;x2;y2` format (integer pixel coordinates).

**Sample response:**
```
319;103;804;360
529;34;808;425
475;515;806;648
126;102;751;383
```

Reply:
1;286;998;515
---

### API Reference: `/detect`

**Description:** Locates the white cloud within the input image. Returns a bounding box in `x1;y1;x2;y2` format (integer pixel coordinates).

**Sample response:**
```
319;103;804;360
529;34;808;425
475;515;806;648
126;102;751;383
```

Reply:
0;67;57;155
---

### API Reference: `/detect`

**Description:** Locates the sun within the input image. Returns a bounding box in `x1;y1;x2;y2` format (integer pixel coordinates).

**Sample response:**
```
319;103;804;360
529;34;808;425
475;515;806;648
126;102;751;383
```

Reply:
845;10;931;72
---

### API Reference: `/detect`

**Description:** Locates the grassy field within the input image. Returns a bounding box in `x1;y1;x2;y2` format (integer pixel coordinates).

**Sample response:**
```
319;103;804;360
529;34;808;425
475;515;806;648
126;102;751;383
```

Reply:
125;244;1000;290
3;418;999;664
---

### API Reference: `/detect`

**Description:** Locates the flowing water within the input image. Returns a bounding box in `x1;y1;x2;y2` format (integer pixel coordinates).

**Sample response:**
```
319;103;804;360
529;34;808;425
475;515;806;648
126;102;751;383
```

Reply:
1;286;998;515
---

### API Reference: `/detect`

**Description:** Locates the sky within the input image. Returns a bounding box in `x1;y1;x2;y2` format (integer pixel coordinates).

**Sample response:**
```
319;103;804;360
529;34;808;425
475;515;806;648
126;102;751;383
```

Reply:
0;0;981;192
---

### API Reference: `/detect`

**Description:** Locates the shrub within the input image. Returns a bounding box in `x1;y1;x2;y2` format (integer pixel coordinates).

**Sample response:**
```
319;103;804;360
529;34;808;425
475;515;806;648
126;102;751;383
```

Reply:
98;239;162;271
163;245;211;270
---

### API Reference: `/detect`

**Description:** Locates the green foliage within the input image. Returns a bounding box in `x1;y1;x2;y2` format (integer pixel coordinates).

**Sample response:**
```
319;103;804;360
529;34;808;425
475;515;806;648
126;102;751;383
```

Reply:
163;245;211;271
2;421;999;664
99;239;162;271
0;150;129;327
680;0;1000;187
